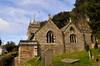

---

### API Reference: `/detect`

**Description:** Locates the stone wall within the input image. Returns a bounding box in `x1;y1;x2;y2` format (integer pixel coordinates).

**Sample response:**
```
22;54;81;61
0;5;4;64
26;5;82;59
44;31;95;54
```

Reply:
17;40;38;65
15;18;94;66
63;24;85;53
42;49;53;66
40;43;64;55
85;33;95;48
34;20;64;55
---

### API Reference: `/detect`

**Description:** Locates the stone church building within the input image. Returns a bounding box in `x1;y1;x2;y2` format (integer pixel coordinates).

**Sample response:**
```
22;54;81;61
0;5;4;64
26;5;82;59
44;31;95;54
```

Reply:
15;16;95;66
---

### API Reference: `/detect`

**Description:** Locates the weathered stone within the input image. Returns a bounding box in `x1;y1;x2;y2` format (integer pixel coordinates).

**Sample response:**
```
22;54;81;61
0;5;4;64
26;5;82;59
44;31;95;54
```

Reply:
42;49;53;66
61;59;80;64
16;40;38;65
15;17;95;66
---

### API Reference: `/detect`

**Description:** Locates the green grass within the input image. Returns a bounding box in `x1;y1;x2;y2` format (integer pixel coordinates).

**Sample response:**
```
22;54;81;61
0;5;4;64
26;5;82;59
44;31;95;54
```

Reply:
22;49;100;66
91;48;100;59
97;39;100;44
0;51;17;60
22;57;41;66
53;51;98;66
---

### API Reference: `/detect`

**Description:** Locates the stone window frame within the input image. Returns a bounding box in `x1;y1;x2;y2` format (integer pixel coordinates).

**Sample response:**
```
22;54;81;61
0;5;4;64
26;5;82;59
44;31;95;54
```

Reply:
70;34;77;43
46;31;54;43
91;34;95;43
70;27;75;32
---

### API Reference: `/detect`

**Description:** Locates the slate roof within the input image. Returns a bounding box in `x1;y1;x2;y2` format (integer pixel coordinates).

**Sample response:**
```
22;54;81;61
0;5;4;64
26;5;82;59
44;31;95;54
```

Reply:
29;18;92;40
61;19;92;33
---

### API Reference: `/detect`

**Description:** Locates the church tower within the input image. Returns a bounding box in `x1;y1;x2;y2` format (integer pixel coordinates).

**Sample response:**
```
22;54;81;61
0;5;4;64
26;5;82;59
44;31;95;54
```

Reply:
27;19;40;40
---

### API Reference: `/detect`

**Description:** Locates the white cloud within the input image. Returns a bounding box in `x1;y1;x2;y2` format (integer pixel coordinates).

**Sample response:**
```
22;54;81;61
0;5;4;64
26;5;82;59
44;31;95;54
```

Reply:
0;18;11;32
0;0;75;43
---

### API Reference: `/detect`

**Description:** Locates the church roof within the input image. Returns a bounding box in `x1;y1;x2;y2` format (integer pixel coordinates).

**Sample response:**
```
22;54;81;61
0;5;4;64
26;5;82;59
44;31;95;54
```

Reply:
76;19;92;33
28;17;92;40
61;18;92;33
61;21;72;32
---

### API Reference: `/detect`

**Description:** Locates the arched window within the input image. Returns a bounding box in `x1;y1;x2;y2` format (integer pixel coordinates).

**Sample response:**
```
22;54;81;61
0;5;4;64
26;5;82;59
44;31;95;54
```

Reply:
70;27;75;33
46;31;54;43
91;35;95;43
70;34;76;43
70;27;74;31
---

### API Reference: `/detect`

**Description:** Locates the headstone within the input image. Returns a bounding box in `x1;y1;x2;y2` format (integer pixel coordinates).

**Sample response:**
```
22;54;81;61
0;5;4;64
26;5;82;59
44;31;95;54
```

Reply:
61;59;80;64
42;49;53;66
88;50;92;60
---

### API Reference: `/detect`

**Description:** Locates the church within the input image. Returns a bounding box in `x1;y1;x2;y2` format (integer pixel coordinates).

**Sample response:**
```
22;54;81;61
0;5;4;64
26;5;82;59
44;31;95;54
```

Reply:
15;15;95;65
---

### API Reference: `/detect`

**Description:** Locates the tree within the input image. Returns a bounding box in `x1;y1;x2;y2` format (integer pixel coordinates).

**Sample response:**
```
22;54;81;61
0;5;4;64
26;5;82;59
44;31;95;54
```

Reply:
74;0;100;35
52;0;100;38
3;41;18;52
0;39;2;46
52;11;70;28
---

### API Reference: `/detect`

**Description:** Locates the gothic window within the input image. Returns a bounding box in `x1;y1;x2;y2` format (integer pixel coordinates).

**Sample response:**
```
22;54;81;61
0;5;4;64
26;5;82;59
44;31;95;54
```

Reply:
70;34;76;43
70;27;75;33
46;31;54;43
91;35;94;43
70;27;74;31
30;33;35;40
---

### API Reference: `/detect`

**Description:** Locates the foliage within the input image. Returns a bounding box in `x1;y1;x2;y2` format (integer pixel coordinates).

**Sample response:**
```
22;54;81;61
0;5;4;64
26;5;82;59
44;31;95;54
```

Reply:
1;52;18;60
52;12;70;28
22;49;100;66
74;0;100;34
91;48;100;58
0;39;2;45
22;57;41;66
0;52;18;66
53;51;97;66
52;0;100;36
97;39;100;44
3;41;18;52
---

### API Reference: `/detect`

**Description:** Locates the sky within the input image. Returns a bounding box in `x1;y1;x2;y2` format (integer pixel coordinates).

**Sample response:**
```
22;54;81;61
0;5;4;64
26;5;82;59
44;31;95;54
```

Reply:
0;0;75;44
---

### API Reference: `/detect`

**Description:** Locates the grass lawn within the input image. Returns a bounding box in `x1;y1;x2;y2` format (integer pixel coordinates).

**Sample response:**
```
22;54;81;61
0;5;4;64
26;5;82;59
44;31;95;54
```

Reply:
53;51;98;66
22;49;100;66
97;39;100;44
22;57;41;66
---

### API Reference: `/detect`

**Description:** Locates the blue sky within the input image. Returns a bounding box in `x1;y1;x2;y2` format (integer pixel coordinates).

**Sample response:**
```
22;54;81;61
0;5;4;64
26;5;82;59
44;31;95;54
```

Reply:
0;0;75;44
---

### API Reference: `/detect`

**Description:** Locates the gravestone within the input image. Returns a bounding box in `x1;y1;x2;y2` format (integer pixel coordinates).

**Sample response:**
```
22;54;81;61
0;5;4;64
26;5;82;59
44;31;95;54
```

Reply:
42;49;53;66
61;59;80;64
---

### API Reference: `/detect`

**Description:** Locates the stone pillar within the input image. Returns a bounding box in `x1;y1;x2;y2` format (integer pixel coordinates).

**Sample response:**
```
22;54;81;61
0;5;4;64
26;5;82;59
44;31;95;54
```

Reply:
18;40;38;65
42;49;53;66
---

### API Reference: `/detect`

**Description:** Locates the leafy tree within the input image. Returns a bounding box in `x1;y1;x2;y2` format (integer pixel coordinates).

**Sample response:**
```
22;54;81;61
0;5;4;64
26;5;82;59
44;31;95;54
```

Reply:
3;41;18;52
52;12;70;28
74;0;100;35
0;39;2;45
52;0;100;38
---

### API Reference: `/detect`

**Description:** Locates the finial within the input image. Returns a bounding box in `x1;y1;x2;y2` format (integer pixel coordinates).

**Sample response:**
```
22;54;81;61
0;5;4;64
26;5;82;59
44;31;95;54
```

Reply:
33;14;36;22
30;19;33;24
30;13;36;24
48;14;52;20
29;14;36;24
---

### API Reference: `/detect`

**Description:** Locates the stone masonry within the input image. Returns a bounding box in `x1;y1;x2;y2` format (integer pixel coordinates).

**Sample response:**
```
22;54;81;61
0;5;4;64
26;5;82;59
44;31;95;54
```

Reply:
15;16;96;66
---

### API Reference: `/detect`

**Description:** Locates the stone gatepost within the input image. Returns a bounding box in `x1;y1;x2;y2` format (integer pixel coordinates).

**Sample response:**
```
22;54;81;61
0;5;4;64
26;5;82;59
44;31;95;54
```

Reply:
42;49;53;66
17;40;38;66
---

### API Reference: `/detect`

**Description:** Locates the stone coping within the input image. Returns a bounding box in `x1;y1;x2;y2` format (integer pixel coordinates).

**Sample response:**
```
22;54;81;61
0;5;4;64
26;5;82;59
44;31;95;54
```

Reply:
19;40;38;46
20;40;37;42
40;43;60;45
19;44;38;46
61;58;80;64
